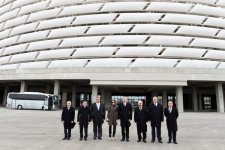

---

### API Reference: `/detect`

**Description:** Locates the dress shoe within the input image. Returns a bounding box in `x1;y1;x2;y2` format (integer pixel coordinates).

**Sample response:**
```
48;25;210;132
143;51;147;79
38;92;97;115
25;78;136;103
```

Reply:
143;140;147;143
84;138;87;141
137;139;141;142
158;140;163;143
94;137;97;140
121;138;125;142
126;139;129;142
80;138;83;141
67;137;70;140
62;138;67;140
151;140;155;143
98;137;102;140
174;141;178;144
168;141;171;144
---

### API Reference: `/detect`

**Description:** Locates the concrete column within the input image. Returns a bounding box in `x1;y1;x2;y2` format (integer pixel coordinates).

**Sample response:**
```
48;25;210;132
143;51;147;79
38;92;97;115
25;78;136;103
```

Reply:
105;91;111;109
54;80;60;96
193;87;198;111
3;86;9;106
101;89;105;103
72;85;76;108
162;90;167;108
198;92;203;110
20;81;27;92
215;82;225;113
62;92;67;107
92;85;98;102
176;86;184;113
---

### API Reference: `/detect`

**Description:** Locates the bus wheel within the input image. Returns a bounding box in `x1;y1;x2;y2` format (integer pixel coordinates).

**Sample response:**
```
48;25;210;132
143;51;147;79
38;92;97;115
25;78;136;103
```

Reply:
17;105;22;110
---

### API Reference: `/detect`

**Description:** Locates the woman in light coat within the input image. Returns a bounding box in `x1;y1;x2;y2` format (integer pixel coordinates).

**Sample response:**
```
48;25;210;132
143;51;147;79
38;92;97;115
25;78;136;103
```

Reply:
107;99;118;140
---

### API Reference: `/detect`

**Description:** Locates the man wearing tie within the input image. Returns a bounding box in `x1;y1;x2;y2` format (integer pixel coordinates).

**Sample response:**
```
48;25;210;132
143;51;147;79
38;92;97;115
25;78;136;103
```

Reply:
61;100;75;140
164;101;179;144
90;95;105;140
134;100;148;143
148;96;164;143
118;97;132;142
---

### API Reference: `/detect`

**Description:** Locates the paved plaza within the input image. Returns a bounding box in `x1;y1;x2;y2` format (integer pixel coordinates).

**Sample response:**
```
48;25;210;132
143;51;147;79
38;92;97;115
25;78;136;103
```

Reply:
0;108;224;150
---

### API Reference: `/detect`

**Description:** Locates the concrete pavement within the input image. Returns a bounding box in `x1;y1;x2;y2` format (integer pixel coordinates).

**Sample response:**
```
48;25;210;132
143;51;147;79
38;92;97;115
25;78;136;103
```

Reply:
0;108;224;150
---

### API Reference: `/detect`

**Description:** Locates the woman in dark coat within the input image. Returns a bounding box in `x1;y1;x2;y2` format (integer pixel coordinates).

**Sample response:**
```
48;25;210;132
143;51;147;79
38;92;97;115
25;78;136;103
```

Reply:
164;100;179;144
134;100;148;143
107;99;118;140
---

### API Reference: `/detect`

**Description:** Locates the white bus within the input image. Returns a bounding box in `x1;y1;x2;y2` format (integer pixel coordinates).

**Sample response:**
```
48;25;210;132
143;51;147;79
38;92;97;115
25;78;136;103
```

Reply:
6;92;58;110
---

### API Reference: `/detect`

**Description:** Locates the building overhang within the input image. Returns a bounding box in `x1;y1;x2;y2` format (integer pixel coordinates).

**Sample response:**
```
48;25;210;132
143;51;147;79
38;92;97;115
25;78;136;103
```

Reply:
0;67;225;85
90;80;187;86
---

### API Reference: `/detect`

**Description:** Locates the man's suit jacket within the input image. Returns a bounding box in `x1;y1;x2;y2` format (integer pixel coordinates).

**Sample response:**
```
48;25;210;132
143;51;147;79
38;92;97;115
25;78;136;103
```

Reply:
148;103;164;127
118;103;133;127
164;107;179;131
134;107;148;132
61;107;75;129
77;106;91;125
90;103;105;125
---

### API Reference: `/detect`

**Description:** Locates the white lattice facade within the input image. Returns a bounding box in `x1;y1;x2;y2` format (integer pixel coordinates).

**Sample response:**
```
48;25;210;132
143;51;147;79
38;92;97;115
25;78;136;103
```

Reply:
1;0;225;112
0;0;225;70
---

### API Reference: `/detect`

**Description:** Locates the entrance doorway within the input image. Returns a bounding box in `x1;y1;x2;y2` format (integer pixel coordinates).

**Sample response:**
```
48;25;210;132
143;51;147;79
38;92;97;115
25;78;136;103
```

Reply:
112;95;147;109
77;92;92;107
202;94;217;111
167;94;177;108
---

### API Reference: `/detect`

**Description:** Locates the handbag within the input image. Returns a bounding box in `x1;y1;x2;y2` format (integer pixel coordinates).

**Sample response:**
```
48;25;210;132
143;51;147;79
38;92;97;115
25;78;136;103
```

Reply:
128;121;131;127
71;122;76;129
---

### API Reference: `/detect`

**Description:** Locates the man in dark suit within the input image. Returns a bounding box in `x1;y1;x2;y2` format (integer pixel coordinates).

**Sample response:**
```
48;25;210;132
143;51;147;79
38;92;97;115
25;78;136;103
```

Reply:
164;101;179;144
118;97;132;142
134;100;148;143
61;100;75;140
77;100;91;141
148;96;164;143
90;95;105;140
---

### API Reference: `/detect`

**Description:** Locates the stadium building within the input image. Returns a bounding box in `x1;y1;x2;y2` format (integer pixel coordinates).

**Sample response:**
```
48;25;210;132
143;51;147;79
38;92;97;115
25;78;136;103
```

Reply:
0;0;225;112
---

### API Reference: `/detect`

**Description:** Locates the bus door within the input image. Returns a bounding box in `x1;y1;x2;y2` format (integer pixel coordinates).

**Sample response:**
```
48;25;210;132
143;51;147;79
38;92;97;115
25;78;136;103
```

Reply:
11;99;16;108
44;98;48;110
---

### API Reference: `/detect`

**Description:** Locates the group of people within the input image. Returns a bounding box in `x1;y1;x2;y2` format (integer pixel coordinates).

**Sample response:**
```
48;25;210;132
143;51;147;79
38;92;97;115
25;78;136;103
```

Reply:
61;95;179;144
